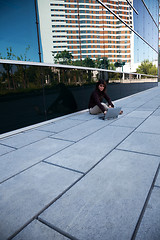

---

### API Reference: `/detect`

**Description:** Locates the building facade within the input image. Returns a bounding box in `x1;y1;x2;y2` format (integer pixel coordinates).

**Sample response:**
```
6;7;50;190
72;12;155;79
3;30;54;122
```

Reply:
37;0;158;72
37;0;134;70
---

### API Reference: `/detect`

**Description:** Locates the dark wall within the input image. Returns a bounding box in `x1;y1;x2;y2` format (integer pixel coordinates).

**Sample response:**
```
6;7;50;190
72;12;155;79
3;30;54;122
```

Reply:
0;81;158;134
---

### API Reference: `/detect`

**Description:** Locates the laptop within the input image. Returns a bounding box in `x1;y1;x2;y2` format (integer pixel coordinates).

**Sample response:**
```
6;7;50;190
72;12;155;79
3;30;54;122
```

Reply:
99;107;122;120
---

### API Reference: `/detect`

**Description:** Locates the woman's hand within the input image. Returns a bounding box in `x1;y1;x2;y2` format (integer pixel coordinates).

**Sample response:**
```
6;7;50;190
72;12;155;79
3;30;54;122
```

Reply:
104;111;107;115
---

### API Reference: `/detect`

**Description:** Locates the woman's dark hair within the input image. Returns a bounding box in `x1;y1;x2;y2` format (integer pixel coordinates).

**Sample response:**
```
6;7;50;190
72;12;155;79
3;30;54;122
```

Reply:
96;79;106;91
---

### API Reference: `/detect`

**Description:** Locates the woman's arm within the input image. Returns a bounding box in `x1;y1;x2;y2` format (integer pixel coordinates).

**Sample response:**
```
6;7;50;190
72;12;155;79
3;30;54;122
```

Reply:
103;92;114;107
92;91;106;112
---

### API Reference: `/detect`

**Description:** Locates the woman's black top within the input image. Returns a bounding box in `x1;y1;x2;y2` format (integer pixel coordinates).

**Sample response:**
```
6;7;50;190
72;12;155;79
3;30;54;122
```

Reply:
88;89;114;113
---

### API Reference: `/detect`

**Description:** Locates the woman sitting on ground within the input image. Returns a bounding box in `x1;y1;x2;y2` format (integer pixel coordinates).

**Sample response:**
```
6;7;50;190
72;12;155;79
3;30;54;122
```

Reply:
88;79;123;115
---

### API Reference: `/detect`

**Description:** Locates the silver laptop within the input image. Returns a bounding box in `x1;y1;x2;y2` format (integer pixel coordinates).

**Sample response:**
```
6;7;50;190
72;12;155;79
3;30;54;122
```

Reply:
99;107;121;120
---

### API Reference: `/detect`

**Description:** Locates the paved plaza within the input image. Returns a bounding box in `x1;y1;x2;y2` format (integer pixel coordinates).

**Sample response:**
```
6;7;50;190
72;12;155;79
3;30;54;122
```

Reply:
0;84;160;240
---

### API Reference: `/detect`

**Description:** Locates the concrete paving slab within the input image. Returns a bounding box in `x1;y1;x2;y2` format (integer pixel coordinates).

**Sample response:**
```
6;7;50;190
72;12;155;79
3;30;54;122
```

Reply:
126;110;153;118
136;106;155;111
110;116;144;128
115;95;141;107
115;107;137;118
152;108;160;116
117;131;160;157
51;118;111;142
116;106;136;112
135;116;160;134
135;188;160;240
0;144;15;156
122;100;146;108
0;162;82;240
35;119;84;133
45;126;133;173
138;101;160;110
115;100;135;108
12;220;69;240
0;130;52;149
68;111;96;121
0;138;73;183
39;150;159;240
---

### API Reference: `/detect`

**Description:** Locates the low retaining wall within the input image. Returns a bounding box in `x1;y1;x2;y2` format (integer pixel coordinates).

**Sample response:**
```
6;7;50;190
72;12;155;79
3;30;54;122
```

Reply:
0;81;158;134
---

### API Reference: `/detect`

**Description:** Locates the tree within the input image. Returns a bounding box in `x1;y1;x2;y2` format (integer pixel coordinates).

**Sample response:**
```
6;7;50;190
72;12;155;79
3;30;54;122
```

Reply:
95;57;109;69
100;57;109;69
0;47;15;89
136;59;157;75
0;46;30;61
72;59;83;67
16;45;30;61
114;60;125;71
54;50;73;64
108;62;116;71
15;45;31;88
0;46;31;89
0;47;15;60
82;57;95;68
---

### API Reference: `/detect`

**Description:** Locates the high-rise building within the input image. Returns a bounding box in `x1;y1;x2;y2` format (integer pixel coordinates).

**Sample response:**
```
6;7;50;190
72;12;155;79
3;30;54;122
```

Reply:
37;0;134;69
37;0;159;73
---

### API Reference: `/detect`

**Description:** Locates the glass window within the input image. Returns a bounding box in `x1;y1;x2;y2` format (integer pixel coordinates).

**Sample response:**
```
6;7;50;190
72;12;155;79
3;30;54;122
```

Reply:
0;0;158;74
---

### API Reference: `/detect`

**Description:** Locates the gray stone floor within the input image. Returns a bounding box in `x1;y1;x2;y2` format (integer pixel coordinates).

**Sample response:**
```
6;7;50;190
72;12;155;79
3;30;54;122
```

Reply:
0;85;160;240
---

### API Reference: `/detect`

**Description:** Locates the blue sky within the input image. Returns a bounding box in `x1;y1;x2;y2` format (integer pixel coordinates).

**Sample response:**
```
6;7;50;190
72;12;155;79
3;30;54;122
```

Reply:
0;0;41;62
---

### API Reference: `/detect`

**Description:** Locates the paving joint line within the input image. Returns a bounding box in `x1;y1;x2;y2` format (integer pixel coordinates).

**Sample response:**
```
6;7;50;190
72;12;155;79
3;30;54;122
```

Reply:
116;148;160;158
131;163;160;240
0;142;17;150
134;130;160;136
0;149;16;157
0;116;90;150
71;123;148;178
0;135;54;151
82;131;140;176
110;105;160;151
108;124;134;129
43;119;88;134
48;136;76;143
34;118;94;139
106;104;154;128
0;160;43;185
34;129;57;134
46;121;112;144
38;218;78;240
0;142;75;184
43;160;85;175
7;174;85;239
